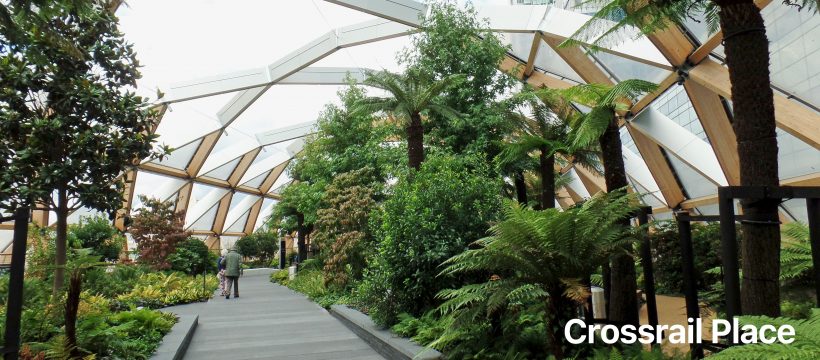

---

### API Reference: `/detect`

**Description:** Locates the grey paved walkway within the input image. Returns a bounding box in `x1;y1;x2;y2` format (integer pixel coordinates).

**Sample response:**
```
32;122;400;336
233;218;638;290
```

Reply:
164;268;385;360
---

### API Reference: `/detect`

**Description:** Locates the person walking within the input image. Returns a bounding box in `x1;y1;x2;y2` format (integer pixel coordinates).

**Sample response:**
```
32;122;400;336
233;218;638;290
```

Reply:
217;249;228;296
224;248;242;299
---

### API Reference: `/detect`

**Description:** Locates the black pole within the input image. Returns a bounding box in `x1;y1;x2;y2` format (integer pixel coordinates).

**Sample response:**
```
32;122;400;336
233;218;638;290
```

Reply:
718;187;741;338
4;207;30;360
675;211;704;359
806;198;820;307
279;239;286;269
638;207;659;341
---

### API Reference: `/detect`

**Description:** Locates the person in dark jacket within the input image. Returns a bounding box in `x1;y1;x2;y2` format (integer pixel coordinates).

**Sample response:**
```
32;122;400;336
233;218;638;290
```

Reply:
224;248;242;299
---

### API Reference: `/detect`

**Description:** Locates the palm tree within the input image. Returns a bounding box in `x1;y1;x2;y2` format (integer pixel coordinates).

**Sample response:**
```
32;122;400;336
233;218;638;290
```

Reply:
355;70;465;170
497;89;600;209
566;0;817;318
563;79;656;327
434;193;637;359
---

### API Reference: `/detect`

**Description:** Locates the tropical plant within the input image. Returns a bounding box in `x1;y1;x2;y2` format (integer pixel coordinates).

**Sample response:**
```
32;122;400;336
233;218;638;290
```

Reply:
0;0;166;293
566;0;817;318
399;0;516;158
355;69;465;170
710;310;820;359
434;193;638;359
563;79;656;326
498;88;600;209
129;196;190;270
780;222;814;284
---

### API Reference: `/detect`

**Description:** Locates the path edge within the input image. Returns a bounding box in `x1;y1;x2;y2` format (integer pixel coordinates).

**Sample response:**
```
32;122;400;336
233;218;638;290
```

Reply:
150;313;199;360
330;305;441;360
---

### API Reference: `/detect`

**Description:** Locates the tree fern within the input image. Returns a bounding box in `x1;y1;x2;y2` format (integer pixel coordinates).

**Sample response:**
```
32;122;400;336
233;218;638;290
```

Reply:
433;192;639;359
711;311;820;359
780;222;814;282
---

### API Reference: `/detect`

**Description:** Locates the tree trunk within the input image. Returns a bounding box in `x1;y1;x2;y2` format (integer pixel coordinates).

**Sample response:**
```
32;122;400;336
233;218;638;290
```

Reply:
65;270;82;356
540;146;556;209
598;116;638;326
514;170;528;205
407;113;425;170
715;0;781;317
546;283;565;360
53;185;68;295
297;213;307;262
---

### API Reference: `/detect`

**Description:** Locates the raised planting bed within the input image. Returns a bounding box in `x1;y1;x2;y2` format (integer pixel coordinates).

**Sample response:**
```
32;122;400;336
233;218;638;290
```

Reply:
330;305;442;360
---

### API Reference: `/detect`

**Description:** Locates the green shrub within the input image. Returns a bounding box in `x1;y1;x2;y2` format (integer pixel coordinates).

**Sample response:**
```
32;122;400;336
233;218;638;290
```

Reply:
83;264;149;298
782;299;814;320
371;153;502;320
287;269;326;300
116;272;218;309
69;216;125;262
270;269;289;286
168;238;217;275
235;231;278;260
650;221;729;295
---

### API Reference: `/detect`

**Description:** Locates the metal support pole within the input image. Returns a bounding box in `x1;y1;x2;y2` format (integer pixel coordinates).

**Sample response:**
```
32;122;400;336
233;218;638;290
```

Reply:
675;211;704;359
279;239;286;269
807;198;820;307
638;207;659;343
718;187;741;335
4;207;30;360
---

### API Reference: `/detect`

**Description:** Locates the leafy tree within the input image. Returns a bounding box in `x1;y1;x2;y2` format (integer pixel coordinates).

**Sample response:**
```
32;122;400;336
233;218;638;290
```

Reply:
313;168;377;290
400;1;516;157
68;215;125;262
564;79;656;326
373;153;502;319
0;0;165;292
435;193;638;359
355;69;464;170
130;196;190;270
272;83;398;260
566;0;817;318
169;237;217;275
235;231;279;265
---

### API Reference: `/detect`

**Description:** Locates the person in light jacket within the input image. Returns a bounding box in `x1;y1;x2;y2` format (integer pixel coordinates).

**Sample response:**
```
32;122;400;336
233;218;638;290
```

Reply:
217;249;228;296
224;248;242;299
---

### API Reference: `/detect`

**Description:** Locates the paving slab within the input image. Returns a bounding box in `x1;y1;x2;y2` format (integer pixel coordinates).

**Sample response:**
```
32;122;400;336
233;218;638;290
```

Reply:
161;268;385;360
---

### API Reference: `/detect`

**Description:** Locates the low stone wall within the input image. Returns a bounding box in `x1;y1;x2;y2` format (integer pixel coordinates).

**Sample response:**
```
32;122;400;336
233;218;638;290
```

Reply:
150;314;198;360
330;305;441;360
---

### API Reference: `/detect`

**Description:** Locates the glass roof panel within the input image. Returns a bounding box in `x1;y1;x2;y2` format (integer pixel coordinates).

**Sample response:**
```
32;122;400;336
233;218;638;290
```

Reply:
665;150;717;199
221;236;240;250
777;128;820;180
203;157;241;181
153;96;226;148
590;51;671;83
761;1;820;108
226;212;250;233
132;172;185;210
230;85;341;137
149;138;201;170
190;204;218;231
781;199;808;223
311;35;410;73
255;198;277;232
651;85;708;143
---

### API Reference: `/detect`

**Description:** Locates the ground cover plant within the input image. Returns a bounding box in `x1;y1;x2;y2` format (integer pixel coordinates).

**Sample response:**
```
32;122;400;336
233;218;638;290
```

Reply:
0;211;218;359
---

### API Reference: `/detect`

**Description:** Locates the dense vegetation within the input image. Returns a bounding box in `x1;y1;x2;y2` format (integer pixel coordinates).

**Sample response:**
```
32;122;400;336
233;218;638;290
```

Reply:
0;219;217;359
269;2;819;359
